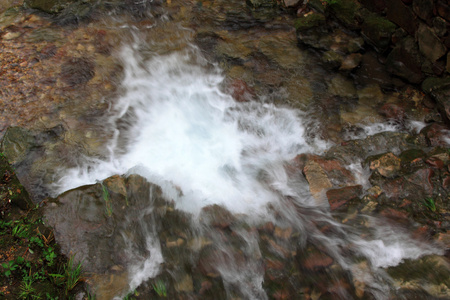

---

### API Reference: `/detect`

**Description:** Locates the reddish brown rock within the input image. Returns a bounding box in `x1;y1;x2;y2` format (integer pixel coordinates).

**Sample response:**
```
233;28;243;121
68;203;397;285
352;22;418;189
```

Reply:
326;185;363;211
436;0;450;22
443;175;450;191
386;0;418;35
303;160;333;202
420;123;450;147
229;79;255;102
380;103;406;122
200;204;235;229
369;152;401;178
302;251;334;270
406;168;435;196
380;207;410;220
425;157;445;169
265;258;285;271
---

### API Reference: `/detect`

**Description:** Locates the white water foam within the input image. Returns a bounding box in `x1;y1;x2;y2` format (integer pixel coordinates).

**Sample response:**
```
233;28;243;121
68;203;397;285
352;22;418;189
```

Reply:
55;46;312;216
53;45;444;299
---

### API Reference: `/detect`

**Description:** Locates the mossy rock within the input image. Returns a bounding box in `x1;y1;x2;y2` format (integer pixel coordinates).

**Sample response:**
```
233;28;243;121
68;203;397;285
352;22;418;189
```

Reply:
422;76;450;94
308;0;326;13
360;10;396;51
294;12;326;31
327;0;361;30
246;0;276;8
0;127;35;165
24;0;73;14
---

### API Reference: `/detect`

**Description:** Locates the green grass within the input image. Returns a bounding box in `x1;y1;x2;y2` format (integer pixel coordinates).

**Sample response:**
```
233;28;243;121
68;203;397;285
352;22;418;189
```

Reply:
152;279;167;297
101;183;113;217
423;197;436;212
64;255;84;295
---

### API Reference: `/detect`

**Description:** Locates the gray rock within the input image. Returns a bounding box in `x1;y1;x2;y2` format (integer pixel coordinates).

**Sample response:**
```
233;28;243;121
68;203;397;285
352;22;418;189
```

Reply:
386;36;424;84
417;23;447;62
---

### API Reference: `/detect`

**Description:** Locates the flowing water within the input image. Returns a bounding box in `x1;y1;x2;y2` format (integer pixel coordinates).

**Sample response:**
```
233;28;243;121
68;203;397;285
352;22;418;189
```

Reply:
23;1;447;299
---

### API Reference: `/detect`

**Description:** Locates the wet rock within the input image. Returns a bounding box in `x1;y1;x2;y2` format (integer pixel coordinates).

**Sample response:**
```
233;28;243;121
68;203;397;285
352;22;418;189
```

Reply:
386;36;424;84
340;53;362;71
359;0;386;13
60;57;95;86
246;0;276;8
283;0;301;8
386;0;418;35
420;123;450;147
379;103;405;122
298;248;334;271
200;204;236;229
400;148;426;169
0;153;33;211
295;13;329;50
360;9;397;51
326;185;363;211
294;12;326;31
174;274;194;293
436;0;450;22
355;52;394;88
387;255;450;298
194;31;220;55
406;168;435;196
322;50;343;69
326;132;414;164
44;174;167;277
228;79;255;102
422;76;450;122
102;175;127;198
413;0;435;24
303;160;332;202
432;17;448;37
0;127;35;165
417;23;447;62
328;74;357;99
447;53;450;74
274;226;293;240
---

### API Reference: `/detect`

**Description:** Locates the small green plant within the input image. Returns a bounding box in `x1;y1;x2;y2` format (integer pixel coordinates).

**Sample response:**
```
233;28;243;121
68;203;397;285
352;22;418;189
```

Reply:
2;260;18;277
64;255;83;294
152;279;167;297
43;247;57;266
18;277;40;299
12;222;29;238
86;290;96;300
424;197;436;212
123;290;138;300
101;183;113;217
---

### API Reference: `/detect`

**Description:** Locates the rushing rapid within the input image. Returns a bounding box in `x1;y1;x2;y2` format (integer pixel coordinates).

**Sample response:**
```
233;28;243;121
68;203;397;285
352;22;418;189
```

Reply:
52;45;443;299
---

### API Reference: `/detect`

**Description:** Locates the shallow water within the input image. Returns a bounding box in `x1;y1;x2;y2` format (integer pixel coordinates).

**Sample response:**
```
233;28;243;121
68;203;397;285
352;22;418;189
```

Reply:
1;0;444;298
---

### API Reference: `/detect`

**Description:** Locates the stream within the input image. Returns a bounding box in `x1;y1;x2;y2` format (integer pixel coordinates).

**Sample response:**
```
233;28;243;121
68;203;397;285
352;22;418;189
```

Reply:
1;0;450;299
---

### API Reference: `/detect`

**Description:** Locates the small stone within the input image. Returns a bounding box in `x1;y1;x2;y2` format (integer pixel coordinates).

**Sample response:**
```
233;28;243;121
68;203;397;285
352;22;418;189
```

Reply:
303;160;332;202
302;251;333;270
274;226;293;240
3;32;21;40
432;16;448;37
369;153;401;178
175;274;194;293
340;53;362;70
166;238;184;248
326;185;363;211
